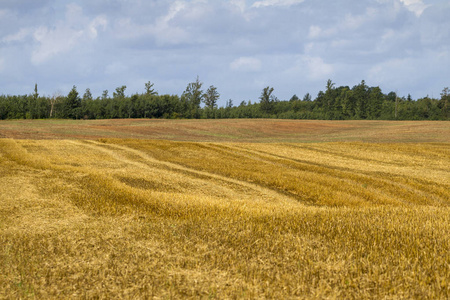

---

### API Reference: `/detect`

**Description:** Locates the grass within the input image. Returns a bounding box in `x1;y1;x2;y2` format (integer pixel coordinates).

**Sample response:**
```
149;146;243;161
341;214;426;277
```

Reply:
0;120;449;298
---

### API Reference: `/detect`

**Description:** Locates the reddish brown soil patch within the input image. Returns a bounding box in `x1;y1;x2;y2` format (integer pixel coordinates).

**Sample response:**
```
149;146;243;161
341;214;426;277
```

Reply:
0;119;448;143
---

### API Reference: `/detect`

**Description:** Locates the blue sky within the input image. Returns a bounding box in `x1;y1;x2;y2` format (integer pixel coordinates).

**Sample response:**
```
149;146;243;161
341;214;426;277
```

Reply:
1;0;449;105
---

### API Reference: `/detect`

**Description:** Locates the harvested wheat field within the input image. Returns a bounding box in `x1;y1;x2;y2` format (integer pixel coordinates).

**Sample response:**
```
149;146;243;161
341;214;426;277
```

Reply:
0;120;449;299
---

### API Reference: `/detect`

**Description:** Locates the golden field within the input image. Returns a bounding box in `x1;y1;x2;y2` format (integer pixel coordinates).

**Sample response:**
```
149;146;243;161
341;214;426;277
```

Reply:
0;120;449;299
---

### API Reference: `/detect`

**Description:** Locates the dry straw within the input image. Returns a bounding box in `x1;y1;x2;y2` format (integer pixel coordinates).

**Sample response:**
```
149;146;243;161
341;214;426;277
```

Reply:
1;138;449;298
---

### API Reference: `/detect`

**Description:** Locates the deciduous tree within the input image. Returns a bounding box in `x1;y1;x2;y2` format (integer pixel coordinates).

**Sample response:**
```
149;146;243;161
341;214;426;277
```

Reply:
203;85;220;118
259;86;276;114
182;76;203;118
113;86;127;99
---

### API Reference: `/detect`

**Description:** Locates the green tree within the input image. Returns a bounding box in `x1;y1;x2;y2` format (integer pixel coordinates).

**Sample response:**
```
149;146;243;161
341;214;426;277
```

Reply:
63;85;81;119
367;86;383;119
49;92;62;118
33;83;39;101
353;80;369;119
259;86;276;114
289;94;299;102
81;88;94;119
290;94;301;113
386;91;397;102
127;94;138;118
332;86;350;120
0;96;8;120
182;76;203;118
303;93;312;102
145;81;158;95
203;85;220;118
113;85;127;99
27;84;40;119
83;88;93;101
415;97;432;119
220;99;234;118
102;90;109;100
439;87;449;119
322;79;338;118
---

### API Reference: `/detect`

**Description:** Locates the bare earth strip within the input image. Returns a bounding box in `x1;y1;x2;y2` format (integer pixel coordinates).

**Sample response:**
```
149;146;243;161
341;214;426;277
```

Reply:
0;119;449;142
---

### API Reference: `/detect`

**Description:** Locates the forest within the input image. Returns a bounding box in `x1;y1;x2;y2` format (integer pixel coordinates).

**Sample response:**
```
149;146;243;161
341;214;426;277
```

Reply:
0;79;448;120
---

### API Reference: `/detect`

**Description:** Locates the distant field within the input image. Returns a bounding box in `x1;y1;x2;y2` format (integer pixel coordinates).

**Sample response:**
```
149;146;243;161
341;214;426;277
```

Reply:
0;118;449;142
0;120;449;298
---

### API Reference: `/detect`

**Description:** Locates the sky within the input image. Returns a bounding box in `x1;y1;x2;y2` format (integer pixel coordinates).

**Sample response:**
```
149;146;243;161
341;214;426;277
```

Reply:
1;0;449;105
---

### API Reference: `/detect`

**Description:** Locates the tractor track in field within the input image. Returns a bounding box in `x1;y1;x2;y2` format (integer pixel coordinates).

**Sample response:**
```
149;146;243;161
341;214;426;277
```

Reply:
66;140;303;206
200;143;450;207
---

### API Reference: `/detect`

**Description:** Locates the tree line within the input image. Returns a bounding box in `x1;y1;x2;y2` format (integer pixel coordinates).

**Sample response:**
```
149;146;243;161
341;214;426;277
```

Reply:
0;78;448;120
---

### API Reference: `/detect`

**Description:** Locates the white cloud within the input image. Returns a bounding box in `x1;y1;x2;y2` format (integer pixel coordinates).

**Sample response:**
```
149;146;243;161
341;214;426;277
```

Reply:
88;16;108;39
30;4;107;65
148;1;191;46
1;0;448;103
2;28;31;43
163;0;187;23
230;0;246;13
230;57;262;72
308;6;381;40
399;0;429;16
251;0;304;8
31;25;83;65
303;56;334;80
308;26;321;38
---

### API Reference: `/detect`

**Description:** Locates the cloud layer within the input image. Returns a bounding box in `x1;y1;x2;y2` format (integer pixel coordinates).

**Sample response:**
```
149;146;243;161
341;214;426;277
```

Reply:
0;0;449;103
